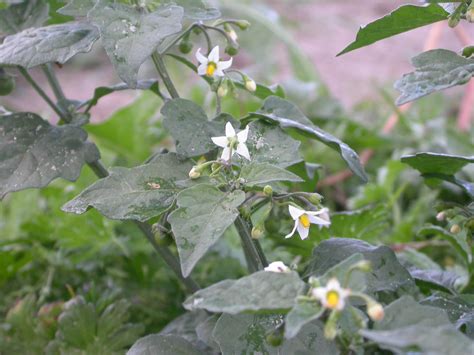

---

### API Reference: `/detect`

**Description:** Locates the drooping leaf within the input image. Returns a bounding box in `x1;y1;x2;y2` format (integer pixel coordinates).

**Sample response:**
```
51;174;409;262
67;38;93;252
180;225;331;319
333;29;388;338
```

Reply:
184;271;305;314
247;121;301;168
162;0;220;21
213;314;338;355
0;112;99;199
338;4;448;56
395;49;474;105
88;1;183;87
127;334;200;355
57;0;95;17
61;153;193;221
251;96;367;182
168;184;245;277
410;269;466;293
284;301;324;339
402;152;474;175
304;238;417;299
240;163;302;187
0;0;49;34
161;98;225;158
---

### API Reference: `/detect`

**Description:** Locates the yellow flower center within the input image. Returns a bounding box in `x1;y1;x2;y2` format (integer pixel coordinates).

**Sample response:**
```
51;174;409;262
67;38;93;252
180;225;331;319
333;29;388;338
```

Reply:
299;214;310;228
206;62;217;76
326;291;340;309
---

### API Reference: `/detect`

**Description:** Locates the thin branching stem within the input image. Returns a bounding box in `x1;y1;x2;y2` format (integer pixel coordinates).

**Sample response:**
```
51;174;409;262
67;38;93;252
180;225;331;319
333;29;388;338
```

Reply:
151;53;180;99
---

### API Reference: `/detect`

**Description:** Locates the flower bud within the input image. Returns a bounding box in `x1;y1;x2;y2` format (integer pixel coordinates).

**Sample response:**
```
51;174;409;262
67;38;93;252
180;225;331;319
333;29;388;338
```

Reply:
467;6;474;23
307;193;322;205
235;20;250;30
450;224;461;234
189;166;201;179
244;76;257;92
217;84;228;97
323;316;338;340
436;211;446;222
225;43;239;56
353;260;372;272
224;23;238;42
251;225;264;239
0;68;15;96
179;40;193;54
263;185;273;197
367;302;384;321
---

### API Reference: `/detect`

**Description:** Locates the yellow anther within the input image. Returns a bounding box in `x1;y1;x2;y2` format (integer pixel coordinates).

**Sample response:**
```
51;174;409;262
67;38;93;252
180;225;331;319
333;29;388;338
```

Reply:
299;214;310;229
206;62;217;77
326;291;340;309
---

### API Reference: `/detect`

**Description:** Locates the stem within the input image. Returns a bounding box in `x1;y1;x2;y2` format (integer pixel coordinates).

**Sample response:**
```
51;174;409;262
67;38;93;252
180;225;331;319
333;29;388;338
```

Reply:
235;216;266;272
151;53;180;99
18;67;65;119
160;23;198;54
22;68;200;293
42;64;66;102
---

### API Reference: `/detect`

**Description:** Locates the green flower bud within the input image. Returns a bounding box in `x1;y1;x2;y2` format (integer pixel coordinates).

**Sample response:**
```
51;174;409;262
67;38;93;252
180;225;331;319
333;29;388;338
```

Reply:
307;193;323;205
263;185;273;197
243;76;257;92
225;43;239;56
235;20;250;30
217;84;228;97
353;260;372;272
251;225;264;239
189;166;201;179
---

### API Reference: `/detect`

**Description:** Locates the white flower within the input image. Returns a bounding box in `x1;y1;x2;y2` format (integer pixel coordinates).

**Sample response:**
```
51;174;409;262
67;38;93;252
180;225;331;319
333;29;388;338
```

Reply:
285;205;331;240
211;122;250;161
196;45;233;78
264;261;290;273
311;278;350;311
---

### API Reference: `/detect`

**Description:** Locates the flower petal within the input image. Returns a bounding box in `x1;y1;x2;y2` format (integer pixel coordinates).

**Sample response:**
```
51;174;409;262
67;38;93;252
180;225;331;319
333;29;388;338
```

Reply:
306;208;329;216
237;125;249;143
265;261;290;273
195;48;208;64
288;205;305;220
214;68;226;77
208;45;220;63
336;297;345;311
197;63;207;76
308;214;331;226
211;136;228;148
297;223;309;240
236;143;251;160
311;287;327;302
225;122;236;137
220;146;232;161
326;278;341;291
284;220;298;239
217;57;233;71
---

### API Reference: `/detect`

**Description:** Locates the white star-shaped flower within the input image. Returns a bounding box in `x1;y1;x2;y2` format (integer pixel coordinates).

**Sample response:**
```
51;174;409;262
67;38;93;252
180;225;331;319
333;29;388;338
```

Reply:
196;45;233;78
311;278;350;311
211;122;250;161
264;261;290;273
285;205;331;240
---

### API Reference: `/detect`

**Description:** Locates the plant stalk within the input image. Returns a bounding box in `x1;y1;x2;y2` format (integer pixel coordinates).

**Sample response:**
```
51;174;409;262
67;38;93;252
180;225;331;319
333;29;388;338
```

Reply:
235;216;266;272
151;53;180;99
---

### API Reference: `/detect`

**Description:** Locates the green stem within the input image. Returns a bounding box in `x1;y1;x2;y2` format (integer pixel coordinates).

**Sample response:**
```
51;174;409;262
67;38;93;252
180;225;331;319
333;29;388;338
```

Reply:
151;53;180;99
22;69;200;293
160;23;197;54
235;216;266;272
42;64;66;103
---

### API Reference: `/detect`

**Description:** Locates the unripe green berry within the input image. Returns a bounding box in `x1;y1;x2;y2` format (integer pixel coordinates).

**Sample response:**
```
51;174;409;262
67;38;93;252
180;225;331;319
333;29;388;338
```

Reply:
235;20;250;30
266;331;283;347
263;185;273;197
225;44;239;56
462;46;474;58
0;70;15;96
179;40;193;54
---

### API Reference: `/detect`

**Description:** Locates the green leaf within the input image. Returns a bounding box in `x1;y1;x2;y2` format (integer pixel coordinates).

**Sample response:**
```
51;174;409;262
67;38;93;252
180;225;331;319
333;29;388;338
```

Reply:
0;22;99;68
127;334;200;355
410;269;466;293
304;238;417;299
0;112;99;199
58;0;95;17
89;1;183;87
62;153;193;221
247;121;301;168
240;163;302;187
338;4;448;56
161;98;228;158
184;270;305;314
361;296;472;355
395;49;474;105
284;301;324;339
87;92;161;163
318;253;367;293
168;184;245;277
251;96;367;182
163;0;220;21
0;0;49;34
213;314;338;354
402;152;474;175
418;225;472;265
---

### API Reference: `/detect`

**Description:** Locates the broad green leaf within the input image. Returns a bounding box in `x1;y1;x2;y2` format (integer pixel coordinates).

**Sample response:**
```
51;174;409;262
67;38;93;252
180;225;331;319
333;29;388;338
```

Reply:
410;269;466;293
184;271;305;314
402;152;474;175
318;253;367;293
361;296;472;355
304;238;417;299
418;225;472;265
58;0;95;17
127;334;200;355
251;96;368;182
338;4;448;56
395;49;474;105
247;121;301;168
240;163;302;187
161;99;232;157
87;92;161;163
0;23;99;68
284;301;323;339
168;184;245;277
0;0;48;34
89;1;183;87
0;112;99;199
163;0;220;21
62;153;193;221
213;314;338;355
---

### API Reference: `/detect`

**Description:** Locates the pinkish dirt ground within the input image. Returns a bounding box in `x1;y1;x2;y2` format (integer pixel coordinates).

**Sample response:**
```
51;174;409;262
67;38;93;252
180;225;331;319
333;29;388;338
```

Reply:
1;0;471;119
